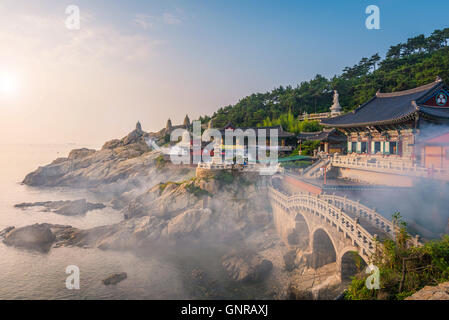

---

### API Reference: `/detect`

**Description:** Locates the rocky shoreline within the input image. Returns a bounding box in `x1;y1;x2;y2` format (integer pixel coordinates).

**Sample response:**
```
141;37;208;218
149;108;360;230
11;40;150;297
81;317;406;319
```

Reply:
1;123;340;299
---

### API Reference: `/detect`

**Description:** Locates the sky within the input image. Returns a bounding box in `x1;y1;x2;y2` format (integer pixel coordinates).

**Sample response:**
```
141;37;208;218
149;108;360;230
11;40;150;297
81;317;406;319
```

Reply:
1;0;449;146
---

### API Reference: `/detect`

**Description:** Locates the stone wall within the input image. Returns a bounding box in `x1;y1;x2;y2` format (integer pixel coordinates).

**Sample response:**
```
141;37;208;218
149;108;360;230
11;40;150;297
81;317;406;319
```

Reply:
337;167;414;187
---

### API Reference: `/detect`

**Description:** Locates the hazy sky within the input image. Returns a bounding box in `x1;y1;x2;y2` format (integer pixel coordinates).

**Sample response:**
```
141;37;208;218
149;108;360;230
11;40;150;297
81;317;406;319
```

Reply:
1;0;449;145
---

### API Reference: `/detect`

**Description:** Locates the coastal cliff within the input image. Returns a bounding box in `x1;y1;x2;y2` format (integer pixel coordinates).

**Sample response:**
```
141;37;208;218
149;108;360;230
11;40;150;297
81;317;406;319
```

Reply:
1;124;344;299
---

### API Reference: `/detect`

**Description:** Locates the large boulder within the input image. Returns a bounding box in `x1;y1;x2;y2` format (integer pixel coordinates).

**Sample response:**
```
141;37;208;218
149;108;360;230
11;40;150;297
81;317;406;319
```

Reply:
96;216;167;251
222;251;273;282
167;208;214;238
102;139;122;150
54;199;105;216
2;224;56;252
405;282;449;300
102;272;127;285
68;148;96;160
123;182;202;219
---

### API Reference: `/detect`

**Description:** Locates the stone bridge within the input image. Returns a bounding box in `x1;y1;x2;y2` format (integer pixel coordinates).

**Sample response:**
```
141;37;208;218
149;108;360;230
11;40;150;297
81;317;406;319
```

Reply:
268;180;397;281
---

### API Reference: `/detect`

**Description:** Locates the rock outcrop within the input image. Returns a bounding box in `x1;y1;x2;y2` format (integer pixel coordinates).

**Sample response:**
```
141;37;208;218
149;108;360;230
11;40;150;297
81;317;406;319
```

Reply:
222;251;273;282
102;272;127;285
15;199;106;216
2;224;56;252
21;124;166;188
405;282;449;300
6;171;272;255
166;208;214;238
68;148;96;160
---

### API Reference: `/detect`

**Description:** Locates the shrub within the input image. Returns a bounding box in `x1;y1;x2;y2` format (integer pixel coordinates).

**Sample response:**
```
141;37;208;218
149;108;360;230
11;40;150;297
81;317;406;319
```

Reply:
345;213;449;300
158;181;182;193
300;140;321;156
185;183;211;198
213;170;234;185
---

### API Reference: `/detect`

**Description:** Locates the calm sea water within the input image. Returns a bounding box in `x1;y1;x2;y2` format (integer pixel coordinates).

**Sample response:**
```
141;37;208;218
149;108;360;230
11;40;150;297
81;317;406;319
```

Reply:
0;144;187;299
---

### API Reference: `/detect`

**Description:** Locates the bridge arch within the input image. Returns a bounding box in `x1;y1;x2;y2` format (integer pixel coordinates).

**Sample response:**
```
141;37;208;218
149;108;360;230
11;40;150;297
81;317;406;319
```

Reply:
339;249;368;282
268;184;394;285
311;228;337;269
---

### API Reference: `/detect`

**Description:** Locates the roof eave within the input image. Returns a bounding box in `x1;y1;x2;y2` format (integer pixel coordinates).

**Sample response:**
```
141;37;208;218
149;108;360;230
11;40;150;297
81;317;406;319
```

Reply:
322;113;417;128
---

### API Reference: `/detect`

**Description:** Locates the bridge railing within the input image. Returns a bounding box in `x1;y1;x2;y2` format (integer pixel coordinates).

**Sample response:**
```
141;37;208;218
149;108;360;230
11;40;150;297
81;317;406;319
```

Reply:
331;155;449;180
319;194;395;238
268;186;378;259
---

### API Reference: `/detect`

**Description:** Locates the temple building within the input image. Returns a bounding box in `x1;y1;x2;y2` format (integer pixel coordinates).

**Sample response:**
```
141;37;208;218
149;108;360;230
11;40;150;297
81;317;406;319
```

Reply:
297;128;347;154
413;130;449;170
321;77;449;163
218;122;296;155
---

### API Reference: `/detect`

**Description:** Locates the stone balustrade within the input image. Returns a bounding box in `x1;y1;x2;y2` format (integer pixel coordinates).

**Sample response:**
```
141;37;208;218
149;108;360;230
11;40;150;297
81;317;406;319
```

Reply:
269;184;421;256
332;155;449;180
268;186;378;260
320;194;394;238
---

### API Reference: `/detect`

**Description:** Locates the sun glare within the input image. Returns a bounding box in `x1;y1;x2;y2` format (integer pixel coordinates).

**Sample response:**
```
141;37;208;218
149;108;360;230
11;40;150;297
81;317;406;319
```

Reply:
0;72;20;96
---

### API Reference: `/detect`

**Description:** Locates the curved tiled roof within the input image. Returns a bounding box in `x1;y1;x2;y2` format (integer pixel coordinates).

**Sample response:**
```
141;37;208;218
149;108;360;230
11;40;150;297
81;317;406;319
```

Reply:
297;128;346;142
322;81;444;127
375;81;439;98
418;106;449;119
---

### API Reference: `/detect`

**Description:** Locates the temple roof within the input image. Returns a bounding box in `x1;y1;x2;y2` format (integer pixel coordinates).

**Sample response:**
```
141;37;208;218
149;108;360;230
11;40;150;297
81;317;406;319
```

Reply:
297;128;347;142
322;80;447;128
417;106;449;119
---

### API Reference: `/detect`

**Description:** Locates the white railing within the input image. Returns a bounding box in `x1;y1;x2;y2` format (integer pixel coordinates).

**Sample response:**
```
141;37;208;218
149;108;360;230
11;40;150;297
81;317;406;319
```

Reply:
268;186;379;259
320;194;394;238
332;155;449;180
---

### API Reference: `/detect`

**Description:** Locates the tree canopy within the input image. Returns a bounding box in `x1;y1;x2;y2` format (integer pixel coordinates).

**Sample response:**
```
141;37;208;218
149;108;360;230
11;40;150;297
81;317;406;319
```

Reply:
200;28;449;130
260;111;322;134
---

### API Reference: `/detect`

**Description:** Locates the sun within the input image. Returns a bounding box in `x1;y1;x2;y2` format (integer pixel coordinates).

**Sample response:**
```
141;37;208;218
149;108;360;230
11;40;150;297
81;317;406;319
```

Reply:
0;72;20;96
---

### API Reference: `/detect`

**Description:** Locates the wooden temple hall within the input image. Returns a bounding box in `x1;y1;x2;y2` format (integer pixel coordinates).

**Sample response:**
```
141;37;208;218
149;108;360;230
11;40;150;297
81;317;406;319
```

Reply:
321;77;449;164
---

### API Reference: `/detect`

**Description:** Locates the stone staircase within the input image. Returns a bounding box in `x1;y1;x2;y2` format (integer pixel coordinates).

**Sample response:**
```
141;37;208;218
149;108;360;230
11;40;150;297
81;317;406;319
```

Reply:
302;158;331;179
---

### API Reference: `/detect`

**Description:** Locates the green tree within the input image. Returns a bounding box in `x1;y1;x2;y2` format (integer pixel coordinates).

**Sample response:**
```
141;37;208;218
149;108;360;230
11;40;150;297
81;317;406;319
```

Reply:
202;28;449;130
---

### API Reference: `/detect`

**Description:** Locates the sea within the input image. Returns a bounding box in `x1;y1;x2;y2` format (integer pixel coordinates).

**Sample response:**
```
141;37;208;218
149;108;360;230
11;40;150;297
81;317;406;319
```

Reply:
0;144;187;299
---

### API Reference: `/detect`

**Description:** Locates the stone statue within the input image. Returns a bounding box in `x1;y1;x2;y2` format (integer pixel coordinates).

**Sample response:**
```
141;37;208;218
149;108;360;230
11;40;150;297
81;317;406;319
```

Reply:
183;114;190;127
166;118;172;131
333;90;339;104
330;90;342;116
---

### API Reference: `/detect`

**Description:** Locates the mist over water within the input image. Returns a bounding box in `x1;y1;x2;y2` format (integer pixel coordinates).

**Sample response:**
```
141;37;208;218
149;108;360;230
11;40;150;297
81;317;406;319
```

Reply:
0;144;187;299
343;186;449;238
0;144;272;299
